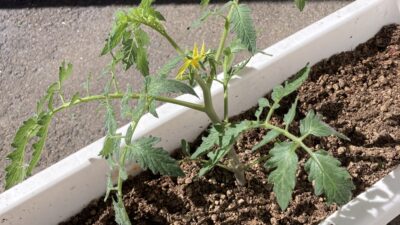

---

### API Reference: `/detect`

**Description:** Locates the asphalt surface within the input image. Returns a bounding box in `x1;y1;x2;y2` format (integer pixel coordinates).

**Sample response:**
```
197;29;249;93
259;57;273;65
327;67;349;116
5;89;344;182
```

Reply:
0;1;352;192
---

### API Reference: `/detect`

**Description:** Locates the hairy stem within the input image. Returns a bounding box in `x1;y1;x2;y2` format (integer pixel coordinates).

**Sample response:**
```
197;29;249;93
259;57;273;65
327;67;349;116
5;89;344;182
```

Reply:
111;70;120;93
215;1;236;61
52;93;205;115
264;122;324;170
193;71;247;185
223;83;229;122
265;102;278;124
193;73;221;124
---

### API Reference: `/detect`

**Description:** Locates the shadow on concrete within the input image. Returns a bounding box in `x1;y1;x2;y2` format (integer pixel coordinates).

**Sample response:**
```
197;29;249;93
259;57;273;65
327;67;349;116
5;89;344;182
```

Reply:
1;0;351;9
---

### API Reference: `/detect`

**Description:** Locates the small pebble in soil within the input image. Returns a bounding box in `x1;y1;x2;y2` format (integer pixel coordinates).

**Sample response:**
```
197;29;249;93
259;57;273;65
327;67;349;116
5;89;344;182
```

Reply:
238;199;245;205
337;147;346;154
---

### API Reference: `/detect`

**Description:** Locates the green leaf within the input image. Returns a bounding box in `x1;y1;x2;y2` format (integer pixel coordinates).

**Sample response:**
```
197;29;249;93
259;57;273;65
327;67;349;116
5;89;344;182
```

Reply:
128;7;166;35
191;126;219;159
27;114;52;176
105;101;117;134
5;118;39;189
157;56;182;78
283;96;298;129
70;92;80;104
131;94;147;122
271;65;310;103
226;57;251;81
100;136;121;158
295;0;307;11
229;38;248;54
148;101;158;118
255;98;270;121
305;150;354;205
300;110;349;140
181;139;191;157
200;0;210;8
100;101;120;158
252;130;280;151
101;11;128;55
36;82;59;113
231;3;257;54
139;0;154;9
133;28;150;76
146;76;198;97
47;82;59;94
58;62;73;86
139;0;165;21
198;160;214;177
121;87;133;118
223;47;235;77
119;164;128;181
125;124;134;145
120;28;150;76
126;137;184;176
112;198;132;225
104;175;114;201
265;142;298;210
193;121;250;176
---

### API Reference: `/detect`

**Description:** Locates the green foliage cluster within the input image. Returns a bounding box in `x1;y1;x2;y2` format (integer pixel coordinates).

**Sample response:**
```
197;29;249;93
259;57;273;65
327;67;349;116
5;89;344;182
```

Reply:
5;0;354;224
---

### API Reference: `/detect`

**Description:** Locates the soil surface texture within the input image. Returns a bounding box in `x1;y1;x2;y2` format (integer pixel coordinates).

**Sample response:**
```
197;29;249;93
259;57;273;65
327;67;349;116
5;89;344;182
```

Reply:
61;24;400;225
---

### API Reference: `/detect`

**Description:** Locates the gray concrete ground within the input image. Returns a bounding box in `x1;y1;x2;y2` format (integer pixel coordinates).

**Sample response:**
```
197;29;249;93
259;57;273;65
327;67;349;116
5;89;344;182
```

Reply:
0;1;352;191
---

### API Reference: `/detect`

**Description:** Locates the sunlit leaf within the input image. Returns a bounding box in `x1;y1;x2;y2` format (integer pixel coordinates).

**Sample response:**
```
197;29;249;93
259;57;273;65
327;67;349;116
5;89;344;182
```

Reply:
300;110;349;140
265;142;298;210
295;0;307;11
305;150;354;205
5;118;39;189
231;3;257;53
271;65;309;103
252;130;280;151
125;137;184;176
283;96;298;129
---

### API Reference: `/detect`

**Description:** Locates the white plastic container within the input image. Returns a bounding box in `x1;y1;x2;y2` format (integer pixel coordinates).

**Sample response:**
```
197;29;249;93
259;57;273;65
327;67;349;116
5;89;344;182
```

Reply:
1;0;400;224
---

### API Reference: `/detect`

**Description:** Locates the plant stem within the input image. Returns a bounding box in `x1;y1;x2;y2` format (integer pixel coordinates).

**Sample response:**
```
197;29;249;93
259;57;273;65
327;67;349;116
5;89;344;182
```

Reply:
111;70;120;93
265;103;278;124
193;73;221;124
117;148;127;200
264;122;323;169
215;1;236;62
52;93;205;114
223;83;229;122
193;71;247;185
264;123;302;144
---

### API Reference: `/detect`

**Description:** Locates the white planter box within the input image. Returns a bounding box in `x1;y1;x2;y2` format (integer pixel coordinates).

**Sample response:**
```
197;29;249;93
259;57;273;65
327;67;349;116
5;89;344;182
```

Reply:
1;0;400;224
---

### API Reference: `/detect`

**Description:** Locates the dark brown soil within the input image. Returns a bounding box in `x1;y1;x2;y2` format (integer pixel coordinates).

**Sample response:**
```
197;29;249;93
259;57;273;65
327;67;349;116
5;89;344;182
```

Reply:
61;24;400;225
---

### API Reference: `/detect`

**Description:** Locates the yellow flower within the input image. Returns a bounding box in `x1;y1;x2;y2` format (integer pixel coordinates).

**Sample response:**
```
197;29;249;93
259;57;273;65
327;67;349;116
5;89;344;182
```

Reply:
176;42;206;80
